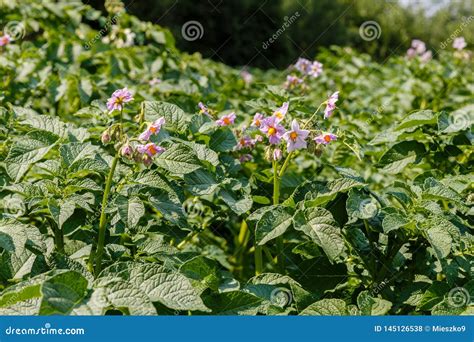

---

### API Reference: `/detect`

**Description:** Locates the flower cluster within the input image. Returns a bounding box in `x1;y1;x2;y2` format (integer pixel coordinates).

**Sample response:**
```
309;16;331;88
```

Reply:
406;39;432;62
102;88;165;166
248;100;338;160
294;58;323;78
0;34;11;46
284;57;324;90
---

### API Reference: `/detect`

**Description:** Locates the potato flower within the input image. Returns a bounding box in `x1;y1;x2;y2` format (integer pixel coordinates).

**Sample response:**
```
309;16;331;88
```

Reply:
137;142;165;157
273;102;289;123
0;34;11;46
138;117;166;141
324;91;339;119
215;112;236;126
282;120;310;152
314;132;337;145
251;113;265;127
453;37;466;50
106;87;134;112
260;116;285;144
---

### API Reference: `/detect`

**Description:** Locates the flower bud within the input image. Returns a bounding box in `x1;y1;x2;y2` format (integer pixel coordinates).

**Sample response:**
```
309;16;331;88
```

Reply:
121;143;133;158
272;148;282;161
142;154;153;166
101;130;111;144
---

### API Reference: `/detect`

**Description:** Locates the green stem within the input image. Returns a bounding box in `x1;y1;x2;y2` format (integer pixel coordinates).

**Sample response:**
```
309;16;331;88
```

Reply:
93;154;120;277
254;245;263;276
273;160;285;272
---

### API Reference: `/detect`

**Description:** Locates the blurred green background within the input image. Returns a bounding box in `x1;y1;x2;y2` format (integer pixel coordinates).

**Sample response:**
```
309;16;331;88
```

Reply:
90;0;473;68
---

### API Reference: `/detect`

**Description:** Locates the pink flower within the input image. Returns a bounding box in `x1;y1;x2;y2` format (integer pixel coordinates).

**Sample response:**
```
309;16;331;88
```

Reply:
106;87;134;112
121;144;133;158
251;113;265;127
420;50;432;63
216;112;236;126
260;116;286;145
136;143;165;157
314;132;337;145
284;75;303;89
324;91;339;119
0;34;11;46
273;102;289;123
282;120;310;152
308;61;323;78
411;39;426;54
294;58;312;73
236;135;254;150
453;37;467;50
239;154;253;163
406;48;417;58
272;148;282;161
138;117;166;141
198;102;212;118
149;78;161;86
241;70;253;84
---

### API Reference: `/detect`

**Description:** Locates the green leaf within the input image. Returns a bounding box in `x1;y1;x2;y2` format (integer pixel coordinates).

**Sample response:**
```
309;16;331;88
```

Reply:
116;196;145;228
382;212;410;233
425;225;452;260
48;199;76;230
293;207;345;262
300;299;347;315
184;169;219;195
209;128;237;152
143;101;188;133
59;142;97;167
39;271;89;315
395;110;437;131
5;131;59;181
378;141;426;174
255;205;293;246
357;291;392;315
438;105;474;133
101;263;209;312
154;144;201;174
204;291;263;315
219;189;252;215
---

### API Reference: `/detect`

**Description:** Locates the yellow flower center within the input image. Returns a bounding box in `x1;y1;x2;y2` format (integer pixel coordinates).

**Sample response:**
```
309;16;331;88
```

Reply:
147;144;158;155
268;127;276;136
275;111;283;119
149;126;158;133
290;131;298;141
255;119;260;126
223;117;231;125
324;135;331;142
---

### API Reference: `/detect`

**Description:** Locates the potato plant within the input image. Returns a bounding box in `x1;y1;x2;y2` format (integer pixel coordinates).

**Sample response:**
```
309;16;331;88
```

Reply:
0;1;472;316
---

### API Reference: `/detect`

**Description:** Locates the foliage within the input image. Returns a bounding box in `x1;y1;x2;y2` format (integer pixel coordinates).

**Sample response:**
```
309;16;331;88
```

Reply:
0;0;472;316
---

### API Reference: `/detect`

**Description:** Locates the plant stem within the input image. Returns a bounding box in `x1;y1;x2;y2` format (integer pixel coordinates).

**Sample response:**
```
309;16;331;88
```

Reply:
254;245;263;276
93;154;119;277
273;160;285;272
